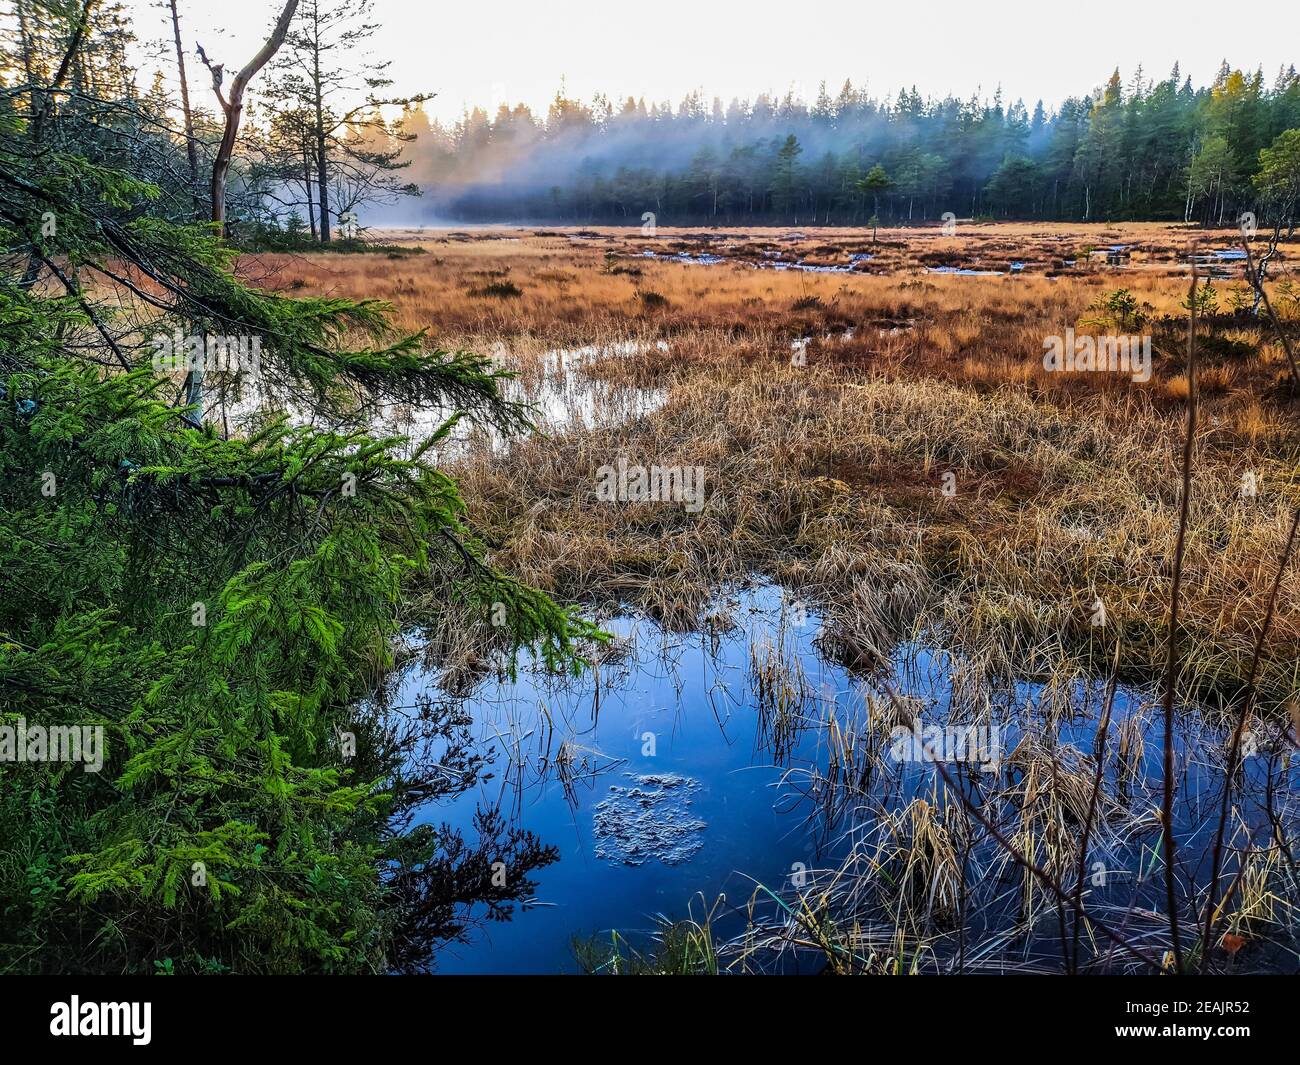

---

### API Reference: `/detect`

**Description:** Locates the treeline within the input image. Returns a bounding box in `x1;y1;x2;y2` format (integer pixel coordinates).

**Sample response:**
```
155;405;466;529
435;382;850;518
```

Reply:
387;64;1300;226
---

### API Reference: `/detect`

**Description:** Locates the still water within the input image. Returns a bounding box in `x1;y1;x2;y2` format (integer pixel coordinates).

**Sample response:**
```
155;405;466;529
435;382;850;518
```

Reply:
386;581;1284;973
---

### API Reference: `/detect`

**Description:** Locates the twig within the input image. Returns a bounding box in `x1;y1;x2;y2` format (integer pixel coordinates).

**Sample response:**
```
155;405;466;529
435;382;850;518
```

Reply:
1200;464;1300;959
1156;262;1200;975
1242;237;1300;391
1070;647;1119;973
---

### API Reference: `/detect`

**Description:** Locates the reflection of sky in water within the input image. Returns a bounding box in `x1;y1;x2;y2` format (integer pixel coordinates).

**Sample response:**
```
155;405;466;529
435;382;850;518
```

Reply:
389;582;1295;974
377;340;669;453
641;249;871;273
205;339;668;454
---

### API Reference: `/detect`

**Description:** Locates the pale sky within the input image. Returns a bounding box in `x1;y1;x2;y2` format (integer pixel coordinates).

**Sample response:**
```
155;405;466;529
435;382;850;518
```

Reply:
127;0;1298;123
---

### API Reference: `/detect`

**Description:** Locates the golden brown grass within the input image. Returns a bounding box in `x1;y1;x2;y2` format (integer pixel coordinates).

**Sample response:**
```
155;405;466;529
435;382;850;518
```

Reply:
241;223;1300;712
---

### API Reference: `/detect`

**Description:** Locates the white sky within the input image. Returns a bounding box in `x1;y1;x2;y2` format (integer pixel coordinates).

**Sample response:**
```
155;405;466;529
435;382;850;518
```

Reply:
126;0;1298;123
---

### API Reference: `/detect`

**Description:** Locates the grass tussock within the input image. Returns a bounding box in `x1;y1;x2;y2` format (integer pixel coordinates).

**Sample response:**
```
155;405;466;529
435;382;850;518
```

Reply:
248;223;1300;974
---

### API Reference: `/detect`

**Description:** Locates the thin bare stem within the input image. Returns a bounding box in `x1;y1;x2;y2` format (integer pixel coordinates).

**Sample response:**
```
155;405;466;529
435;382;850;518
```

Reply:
1200;473;1300;960
1158;263;1200;975
1070;647;1119;974
1242;237;1300;390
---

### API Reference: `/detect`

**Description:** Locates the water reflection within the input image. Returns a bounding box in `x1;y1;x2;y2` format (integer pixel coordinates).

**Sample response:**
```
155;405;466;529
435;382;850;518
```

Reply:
202;338;668;453
388;582;1298;973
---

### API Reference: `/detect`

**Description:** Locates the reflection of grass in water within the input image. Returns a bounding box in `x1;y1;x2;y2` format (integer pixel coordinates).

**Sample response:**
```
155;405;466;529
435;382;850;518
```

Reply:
419;580;1298;974
574;615;1295;974
573;895;721;975
732;671;1298;974
749;626;811;763
553;739;626;808
874;796;965;925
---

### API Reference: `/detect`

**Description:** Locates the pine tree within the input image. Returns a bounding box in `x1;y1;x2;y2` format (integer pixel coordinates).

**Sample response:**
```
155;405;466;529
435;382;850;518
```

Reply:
0;12;602;974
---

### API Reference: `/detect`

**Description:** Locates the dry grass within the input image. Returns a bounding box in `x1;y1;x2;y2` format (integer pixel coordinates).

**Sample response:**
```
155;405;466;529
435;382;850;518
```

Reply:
241;223;1300;711
242;225;1300;972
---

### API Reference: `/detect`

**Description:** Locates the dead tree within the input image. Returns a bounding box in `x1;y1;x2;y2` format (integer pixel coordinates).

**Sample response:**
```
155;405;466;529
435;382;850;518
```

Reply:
188;0;298;420
197;0;299;236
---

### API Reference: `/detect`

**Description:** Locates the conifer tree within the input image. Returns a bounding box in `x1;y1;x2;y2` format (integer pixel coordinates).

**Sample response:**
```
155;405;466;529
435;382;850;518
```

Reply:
0;4;602;974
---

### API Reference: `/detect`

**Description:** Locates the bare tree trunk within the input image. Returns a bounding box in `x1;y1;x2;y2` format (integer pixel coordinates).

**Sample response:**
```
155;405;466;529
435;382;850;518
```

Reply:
311;21;331;242
200;0;299;236
1251;224;1290;315
15;0;40;116
1243;235;1300;389
20;0;95;288
191;0;298;420
316;126;331;242
304;143;318;240
167;0;199;189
